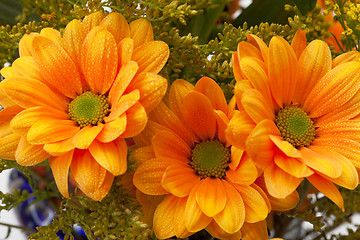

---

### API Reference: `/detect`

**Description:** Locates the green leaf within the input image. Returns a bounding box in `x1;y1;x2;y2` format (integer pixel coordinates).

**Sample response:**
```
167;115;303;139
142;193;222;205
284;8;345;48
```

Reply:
294;0;317;15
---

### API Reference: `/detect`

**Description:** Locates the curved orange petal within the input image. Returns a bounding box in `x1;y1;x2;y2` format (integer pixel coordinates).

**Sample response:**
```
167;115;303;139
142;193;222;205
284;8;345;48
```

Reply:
152;130;191;159
0;131;21;160
49;151;74;199
251;183;271;212
241;89;275;123
206;220;242;240
0;67;13;79
268;36;297;107
131;146;155;164
228;146;244;170
133;41;169;74
63;19;87;68
291;29;307;60
299;147;342;178
269;135;302;158
234;80;253;111
184;182;212;232
117;37;134;67
161;164;200;197
245;119;280;166
82;29;118;94
153;195;179;239
27;119;79;145
269;190;299;211
1;77;68;111
132;120;169;147
247;34;269;64
39;28;63;47
169;79;194;120
99;12;130;43
215;110;229;143
193;77;228;114
182;91;217;140
240;221;268;240
19;33;39;57
44;137;75;156
333;51;360;68
89;138;127;176
150;102;198;145
232;51;244;82
107;89;140;122
307;173;344;211
226;153;257;185
294;40;332;104
0;105;23;124
274;150;314;178
120;102;147;138
72;124;104;149
213;181;245;234
96;114;127;143
108;61;139;106
235;184;269;223
304;62;360;118
85;171;114;201
173;197;196;238
316;120;360;141
133;157;181;195
70;149;107;198
196;178;227;217
129;18;154;48
226;110;255;150
263;164;302;199
237;41;263;61
82;11;104;32
12;56;43;80
127;72;168;113
16;136;51;166
32;36;82;98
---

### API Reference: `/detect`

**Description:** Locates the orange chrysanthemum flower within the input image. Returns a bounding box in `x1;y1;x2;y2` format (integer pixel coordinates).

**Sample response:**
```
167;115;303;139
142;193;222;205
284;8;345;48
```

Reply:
132;77;271;240
0;11;169;200
227;29;360;210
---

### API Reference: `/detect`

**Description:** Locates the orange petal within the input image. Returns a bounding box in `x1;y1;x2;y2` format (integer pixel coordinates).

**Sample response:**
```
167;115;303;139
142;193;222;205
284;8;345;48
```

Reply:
32;36;82;98
49;151;74;198
193;77;228;114
81;11;104;32
213;181;245;234
226;110;255;150
269;135;302;158
235;184;269;223
133;41;169;74
1;77;68;111
153;195;178;239
333;50;360;68
18;33;39;57
173;197;195;238
291;29;307;60
240;221;268;240
182;91;217;140
161;164;200;197
0;131;21;160
316;120;360;141
241;89;275;123
108;61;139;106
130;146;155;164
237;41;262;61
269;190;299;211
245;119;280;166
234;80;253;111
117;37;134;67
89;138;127;176
129;18;154;48
70;149;107;198
39;28;63;47
263;164;302;199
169;79;194;120
100;12;130;43
12;56;43;80
152;130;191;159
196;178;227;217
304;61;360;118
268;36;297;107
63;19;87;67
127;72;168;113
274;150;314;178
44;137;75;156
307;173;344;211
0;67;13;79
132;120;169;147
96;114;127;143
185;182;212;232
232;51;244;82
294;40;332;104
226;153;257;185
27;119;79;145
206;220;242;240
85;171;114;201
0;105;23;124
247;34;269;64
299;147;342;178
228;146;244;170
107;89;140;122
120;102;147;138
16;136;51;166
215;110;229;143
133;157;180;195
82;29;118;94
72;124;104;149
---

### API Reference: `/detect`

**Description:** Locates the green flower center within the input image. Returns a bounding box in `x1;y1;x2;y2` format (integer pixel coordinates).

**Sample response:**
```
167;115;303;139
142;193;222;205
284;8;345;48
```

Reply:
189;140;230;179
275;106;316;148
68;91;109;128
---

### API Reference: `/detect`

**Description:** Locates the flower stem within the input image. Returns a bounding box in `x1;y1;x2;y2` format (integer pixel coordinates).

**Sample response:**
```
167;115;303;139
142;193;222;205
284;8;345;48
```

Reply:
0;221;36;234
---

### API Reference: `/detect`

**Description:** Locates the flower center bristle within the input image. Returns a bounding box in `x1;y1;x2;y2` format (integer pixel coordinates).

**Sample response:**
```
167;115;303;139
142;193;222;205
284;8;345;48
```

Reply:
275;106;316;148
68;91;109;128
189;140;230;179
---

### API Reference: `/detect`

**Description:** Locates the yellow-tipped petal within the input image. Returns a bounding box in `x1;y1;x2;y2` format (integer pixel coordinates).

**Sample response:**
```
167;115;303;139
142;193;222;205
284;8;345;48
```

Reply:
39;28;63;47
118;38;134;67
129;18;154;48
0;131;21;160
100;12;130;43
63;19;87;67
72;124;104;149
19;33;39;57
96;114;127;143
241;89;275;123
169;79;194;119
291;29;307;60
82;11;104;32
133;41;169;74
16;136;51;166
153;195;177;239
12;56;43;80
226;110;255;150
120;102;147;138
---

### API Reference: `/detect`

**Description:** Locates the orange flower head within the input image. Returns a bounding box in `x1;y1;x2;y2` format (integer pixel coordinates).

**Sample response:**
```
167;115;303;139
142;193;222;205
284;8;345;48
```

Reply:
228;29;360;211
0;11;169;201
132;77;271;239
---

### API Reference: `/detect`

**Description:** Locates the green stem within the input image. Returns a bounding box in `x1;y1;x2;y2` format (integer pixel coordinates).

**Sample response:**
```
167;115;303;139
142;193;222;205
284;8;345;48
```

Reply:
0;221;36;234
